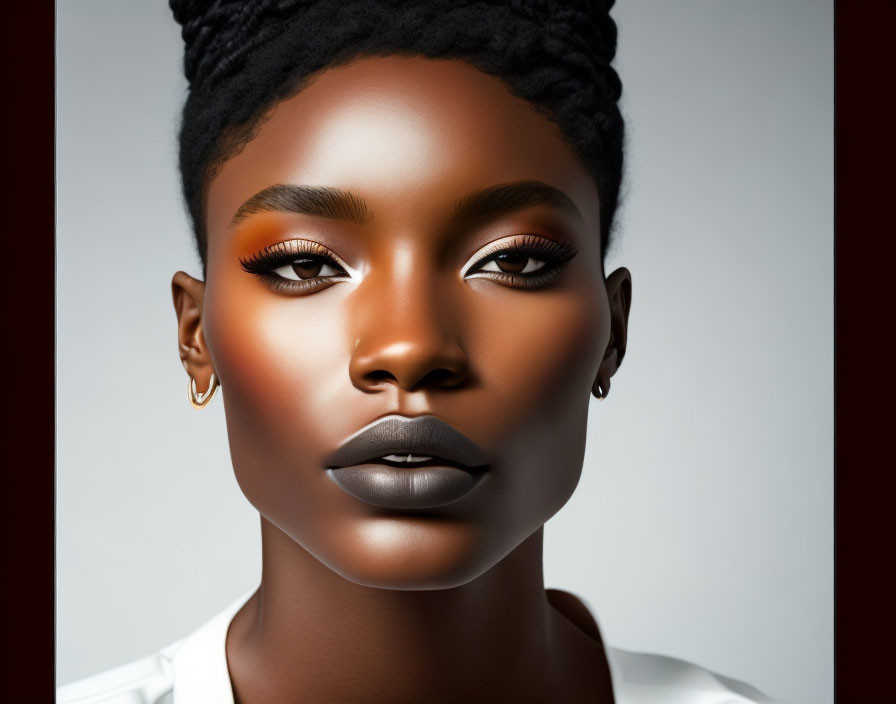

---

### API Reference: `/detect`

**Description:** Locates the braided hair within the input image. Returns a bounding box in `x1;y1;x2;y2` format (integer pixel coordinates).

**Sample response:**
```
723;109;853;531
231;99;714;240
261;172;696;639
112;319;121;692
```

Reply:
170;0;624;273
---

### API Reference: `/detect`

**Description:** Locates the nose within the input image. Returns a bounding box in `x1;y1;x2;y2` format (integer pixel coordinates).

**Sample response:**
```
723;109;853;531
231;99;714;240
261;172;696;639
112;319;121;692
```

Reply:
348;268;470;393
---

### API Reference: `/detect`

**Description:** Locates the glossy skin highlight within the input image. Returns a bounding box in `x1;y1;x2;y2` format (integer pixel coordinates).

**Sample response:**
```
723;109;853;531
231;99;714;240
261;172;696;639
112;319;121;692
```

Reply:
173;55;631;703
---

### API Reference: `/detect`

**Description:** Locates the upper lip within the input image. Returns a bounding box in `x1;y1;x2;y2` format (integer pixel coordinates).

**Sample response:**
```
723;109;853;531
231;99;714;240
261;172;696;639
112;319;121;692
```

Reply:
323;415;489;470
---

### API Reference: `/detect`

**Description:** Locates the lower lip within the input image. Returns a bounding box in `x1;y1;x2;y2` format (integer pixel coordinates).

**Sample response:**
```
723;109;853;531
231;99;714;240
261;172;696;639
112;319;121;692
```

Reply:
325;463;487;510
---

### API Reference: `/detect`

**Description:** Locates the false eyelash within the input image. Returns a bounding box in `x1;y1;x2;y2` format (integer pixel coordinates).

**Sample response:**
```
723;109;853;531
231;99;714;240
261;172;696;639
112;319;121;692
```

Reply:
239;240;351;294
239;239;347;275
467;234;578;289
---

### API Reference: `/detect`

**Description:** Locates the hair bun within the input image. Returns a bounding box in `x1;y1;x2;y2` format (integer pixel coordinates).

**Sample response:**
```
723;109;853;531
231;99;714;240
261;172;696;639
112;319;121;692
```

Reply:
169;0;216;28
171;0;625;269
170;0;300;88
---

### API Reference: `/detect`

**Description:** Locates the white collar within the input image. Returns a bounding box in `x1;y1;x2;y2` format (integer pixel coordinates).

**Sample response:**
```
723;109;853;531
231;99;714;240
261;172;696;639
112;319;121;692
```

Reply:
169;588;624;704
169;588;768;704
171;589;252;703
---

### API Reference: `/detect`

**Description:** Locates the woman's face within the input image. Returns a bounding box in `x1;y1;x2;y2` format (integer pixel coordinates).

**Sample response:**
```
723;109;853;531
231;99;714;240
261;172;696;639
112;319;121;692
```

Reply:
184;55;627;589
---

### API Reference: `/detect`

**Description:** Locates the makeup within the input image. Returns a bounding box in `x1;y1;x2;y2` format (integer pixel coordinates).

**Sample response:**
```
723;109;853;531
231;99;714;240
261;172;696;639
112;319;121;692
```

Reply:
324;415;489;509
199;53;615;591
462;233;578;290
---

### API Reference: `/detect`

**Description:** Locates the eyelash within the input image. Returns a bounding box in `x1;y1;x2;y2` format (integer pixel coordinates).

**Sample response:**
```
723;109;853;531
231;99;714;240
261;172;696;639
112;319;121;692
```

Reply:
239;240;350;294
239;235;578;294
465;234;578;289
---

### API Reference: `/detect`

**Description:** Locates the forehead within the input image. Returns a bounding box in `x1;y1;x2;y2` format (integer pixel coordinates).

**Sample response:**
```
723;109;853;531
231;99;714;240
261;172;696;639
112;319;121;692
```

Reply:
206;55;600;238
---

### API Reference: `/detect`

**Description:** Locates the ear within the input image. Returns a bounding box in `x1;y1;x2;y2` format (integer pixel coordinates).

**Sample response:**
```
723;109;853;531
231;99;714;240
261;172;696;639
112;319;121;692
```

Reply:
593;267;632;399
172;271;216;393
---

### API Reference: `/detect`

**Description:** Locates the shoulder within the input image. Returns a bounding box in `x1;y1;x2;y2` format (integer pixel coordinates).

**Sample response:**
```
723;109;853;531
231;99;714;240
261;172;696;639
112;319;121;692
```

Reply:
607;647;776;703
546;589;775;704
56;640;181;704
58;588;255;704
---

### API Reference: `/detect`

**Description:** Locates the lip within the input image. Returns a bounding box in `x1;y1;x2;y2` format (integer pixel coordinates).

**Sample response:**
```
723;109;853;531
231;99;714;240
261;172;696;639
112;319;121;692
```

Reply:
323;415;489;509
324;415;488;469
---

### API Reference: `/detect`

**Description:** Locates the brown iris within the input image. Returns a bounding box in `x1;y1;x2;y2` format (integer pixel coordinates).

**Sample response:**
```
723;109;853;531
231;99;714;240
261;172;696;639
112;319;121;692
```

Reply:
291;258;324;279
494;253;529;274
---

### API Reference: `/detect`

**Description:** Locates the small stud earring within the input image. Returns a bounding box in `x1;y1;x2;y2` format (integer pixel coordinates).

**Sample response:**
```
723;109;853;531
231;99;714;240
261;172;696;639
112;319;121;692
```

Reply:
188;373;219;409
593;381;608;401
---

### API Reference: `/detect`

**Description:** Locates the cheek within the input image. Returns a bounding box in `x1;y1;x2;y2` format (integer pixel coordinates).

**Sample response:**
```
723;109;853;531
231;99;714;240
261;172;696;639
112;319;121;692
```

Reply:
200;273;352;505
466;277;608;429
462;277;609;528
197;253;609;588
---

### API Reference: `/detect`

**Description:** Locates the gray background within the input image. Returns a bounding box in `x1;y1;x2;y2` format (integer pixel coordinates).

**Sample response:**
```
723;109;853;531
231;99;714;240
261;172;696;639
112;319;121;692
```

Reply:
56;2;833;702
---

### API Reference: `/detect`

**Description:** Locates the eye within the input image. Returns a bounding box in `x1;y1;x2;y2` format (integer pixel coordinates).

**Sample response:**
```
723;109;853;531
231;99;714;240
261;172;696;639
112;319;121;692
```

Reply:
475;252;548;275
240;240;353;295
463;235;578;290
273;257;344;281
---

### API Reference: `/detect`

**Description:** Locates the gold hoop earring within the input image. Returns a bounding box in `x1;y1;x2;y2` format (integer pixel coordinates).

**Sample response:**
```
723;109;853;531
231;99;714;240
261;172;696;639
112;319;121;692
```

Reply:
188;373;219;409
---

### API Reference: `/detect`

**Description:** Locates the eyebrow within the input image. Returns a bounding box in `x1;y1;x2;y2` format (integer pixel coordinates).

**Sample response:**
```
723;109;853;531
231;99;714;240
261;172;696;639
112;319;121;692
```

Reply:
230;184;372;227
453;179;583;224
229;179;582;228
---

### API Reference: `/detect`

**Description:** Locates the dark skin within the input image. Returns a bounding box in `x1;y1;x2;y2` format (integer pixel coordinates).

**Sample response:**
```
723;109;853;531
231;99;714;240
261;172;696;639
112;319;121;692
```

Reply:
173;56;631;703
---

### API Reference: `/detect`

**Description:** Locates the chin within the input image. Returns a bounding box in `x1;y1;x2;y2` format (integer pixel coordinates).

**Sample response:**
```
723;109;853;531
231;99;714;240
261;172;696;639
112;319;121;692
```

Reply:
302;516;515;590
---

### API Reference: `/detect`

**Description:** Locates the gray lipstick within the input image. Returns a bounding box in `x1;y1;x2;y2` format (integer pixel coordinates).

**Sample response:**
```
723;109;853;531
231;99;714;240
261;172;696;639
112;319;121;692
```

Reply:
324;415;489;510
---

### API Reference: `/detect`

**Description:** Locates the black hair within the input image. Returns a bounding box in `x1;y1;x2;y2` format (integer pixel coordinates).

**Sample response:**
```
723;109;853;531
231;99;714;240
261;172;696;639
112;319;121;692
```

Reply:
170;0;624;274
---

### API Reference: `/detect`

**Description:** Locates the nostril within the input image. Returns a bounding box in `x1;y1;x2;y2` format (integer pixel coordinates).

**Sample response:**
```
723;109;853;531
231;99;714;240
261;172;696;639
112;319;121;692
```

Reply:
359;365;468;392
364;370;398;385
350;337;471;393
424;368;465;389
362;367;465;391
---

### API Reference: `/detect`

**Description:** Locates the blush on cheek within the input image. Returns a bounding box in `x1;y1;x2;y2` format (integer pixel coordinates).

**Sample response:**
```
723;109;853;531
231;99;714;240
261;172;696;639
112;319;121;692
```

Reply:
201;279;363;530
204;276;350;428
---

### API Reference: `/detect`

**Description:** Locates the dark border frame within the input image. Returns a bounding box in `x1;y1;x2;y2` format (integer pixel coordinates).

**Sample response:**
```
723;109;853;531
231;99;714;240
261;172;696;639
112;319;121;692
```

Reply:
835;0;896;702
2;3;55;701
3;1;890;701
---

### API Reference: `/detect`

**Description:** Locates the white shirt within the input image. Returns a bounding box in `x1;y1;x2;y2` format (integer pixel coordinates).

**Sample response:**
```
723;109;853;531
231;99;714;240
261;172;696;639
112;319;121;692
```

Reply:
57;590;774;703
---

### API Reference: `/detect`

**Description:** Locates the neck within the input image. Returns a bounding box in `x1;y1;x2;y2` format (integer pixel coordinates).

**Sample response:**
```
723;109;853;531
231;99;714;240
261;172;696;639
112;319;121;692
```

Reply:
225;517;610;703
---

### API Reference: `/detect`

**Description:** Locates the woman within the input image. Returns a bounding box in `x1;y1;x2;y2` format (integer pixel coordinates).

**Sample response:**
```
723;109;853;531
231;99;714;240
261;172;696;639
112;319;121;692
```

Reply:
59;1;773;701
